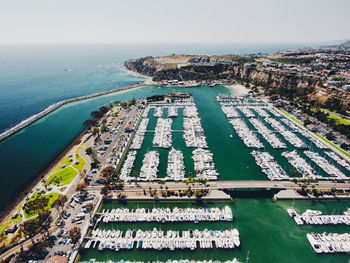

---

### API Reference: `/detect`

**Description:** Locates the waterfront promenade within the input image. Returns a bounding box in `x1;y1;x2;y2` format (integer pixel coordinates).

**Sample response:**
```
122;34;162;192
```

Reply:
88;180;350;192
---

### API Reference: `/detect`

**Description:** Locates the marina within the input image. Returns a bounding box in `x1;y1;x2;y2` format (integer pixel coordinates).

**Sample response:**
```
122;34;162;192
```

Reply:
79;198;350;263
192;148;219;180
97;206;234;224
183;117;208;148
153;107;163;118
287;208;350;226
183;105;199;118
325;151;350;172
85;227;240;251
153;118;172;148
237;107;255;118
264;117;306;149
168;106;178;118
120;151;137;181
307;232;350;254
131;118;149;150
281;151;317;179
220;104;241;118
251;150;289;180
139;151;160;181
249;118;287;149
304;151;347;179
166;148;186;181
229;118;263;148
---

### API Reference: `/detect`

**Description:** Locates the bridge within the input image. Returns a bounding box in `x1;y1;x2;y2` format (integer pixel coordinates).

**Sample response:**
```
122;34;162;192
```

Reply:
88;180;350;192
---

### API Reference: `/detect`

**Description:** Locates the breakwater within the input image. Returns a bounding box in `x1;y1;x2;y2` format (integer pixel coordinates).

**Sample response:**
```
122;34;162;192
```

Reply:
0;84;144;143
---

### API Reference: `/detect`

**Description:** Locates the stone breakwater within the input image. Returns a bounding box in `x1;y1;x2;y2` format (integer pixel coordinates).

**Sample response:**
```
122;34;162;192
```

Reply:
0;84;144;143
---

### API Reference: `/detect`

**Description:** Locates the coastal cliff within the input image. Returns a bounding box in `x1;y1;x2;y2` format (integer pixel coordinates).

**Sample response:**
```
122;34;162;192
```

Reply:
124;55;350;111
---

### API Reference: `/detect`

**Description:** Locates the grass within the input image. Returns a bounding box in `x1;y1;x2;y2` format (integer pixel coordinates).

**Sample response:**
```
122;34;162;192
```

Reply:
23;192;60;219
73;145;87;171
0;216;22;235
280;110;303;125
315;133;350;158
44;167;78;186
327;115;350;126
52;156;73;173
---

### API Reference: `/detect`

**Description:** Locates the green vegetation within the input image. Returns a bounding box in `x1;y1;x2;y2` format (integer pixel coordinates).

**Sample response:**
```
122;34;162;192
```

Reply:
270;57;313;64
280;110;303;125
44;167;78;186
327;115;350;126
315;133;350;158
73;146;86;171
23;193;60;219
0;216;22;235
52;156;72;173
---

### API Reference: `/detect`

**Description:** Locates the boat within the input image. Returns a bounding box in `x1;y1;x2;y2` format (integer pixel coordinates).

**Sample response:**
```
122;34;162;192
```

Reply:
225;206;234;221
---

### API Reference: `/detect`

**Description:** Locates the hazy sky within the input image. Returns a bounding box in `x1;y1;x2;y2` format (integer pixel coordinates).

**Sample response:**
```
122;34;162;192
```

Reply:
0;0;349;45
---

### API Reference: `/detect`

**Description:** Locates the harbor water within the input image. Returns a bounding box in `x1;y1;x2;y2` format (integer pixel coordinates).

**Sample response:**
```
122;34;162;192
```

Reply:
79;200;350;263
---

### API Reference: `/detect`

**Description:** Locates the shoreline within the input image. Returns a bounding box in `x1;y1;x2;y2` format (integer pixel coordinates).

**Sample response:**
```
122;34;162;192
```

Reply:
0;128;87;223
0;82;147;223
0;83;146;143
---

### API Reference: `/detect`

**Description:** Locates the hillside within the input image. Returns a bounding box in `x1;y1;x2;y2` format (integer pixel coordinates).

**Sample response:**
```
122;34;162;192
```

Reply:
124;55;350;112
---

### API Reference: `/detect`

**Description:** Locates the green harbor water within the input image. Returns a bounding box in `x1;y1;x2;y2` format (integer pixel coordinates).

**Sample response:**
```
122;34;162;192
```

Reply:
79;200;350;263
1;83;349;262
74;85;350;262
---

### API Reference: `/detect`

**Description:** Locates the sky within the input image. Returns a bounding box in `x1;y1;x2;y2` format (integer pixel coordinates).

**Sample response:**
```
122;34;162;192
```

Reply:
0;0;349;45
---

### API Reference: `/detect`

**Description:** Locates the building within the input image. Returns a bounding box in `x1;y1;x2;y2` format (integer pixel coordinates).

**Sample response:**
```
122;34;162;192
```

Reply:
124;124;134;133
342;85;350;91
306;124;318;132
47;256;68;263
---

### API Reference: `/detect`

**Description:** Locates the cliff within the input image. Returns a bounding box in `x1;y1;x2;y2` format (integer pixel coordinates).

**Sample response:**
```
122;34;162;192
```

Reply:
124;56;350;111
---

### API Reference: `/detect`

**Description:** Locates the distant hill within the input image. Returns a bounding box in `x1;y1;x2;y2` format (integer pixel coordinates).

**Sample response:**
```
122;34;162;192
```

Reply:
340;40;350;48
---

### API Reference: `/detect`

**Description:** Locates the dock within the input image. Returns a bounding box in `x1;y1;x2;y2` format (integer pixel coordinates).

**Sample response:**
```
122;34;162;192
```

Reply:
84;228;240;251
96;206;233;224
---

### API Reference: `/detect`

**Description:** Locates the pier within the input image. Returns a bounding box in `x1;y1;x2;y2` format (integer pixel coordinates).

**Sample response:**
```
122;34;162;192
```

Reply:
0;84;145;143
287;208;350;226
96;206;233;224
84;228;240;251
307;232;350;254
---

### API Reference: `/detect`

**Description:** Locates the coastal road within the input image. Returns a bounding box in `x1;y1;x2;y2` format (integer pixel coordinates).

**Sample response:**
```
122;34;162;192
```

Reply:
87;180;350;192
271;102;350;163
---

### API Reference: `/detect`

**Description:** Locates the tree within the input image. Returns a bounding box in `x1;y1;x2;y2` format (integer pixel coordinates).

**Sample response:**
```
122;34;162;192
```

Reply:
52;195;68;219
269;94;279;101
101;166;116;181
85;147;93;155
100;185;112;196
76;182;88;197
326;132;335;141
23;220;40;238
91;126;100;137
83;119;97;127
38;211;52;236
85;203;94;216
69;227;81;243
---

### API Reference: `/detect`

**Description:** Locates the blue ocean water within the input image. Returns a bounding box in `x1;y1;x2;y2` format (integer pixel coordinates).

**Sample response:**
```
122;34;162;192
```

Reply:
0;43;313;134
0;43;314;211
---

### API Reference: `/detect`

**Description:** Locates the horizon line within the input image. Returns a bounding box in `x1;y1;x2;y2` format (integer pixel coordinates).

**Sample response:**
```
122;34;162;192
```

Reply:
0;39;348;47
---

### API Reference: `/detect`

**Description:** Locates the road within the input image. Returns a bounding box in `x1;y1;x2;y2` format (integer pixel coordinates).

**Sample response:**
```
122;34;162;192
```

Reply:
87;180;350;192
273;103;350;163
